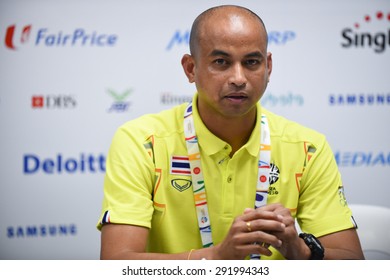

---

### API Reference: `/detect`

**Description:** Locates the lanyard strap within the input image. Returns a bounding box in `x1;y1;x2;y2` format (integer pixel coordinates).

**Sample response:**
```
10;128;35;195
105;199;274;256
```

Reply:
184;102;271;256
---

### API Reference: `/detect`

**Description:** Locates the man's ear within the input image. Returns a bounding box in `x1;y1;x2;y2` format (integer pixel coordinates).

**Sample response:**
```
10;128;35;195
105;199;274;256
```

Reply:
181;54;196;83
266;52;273;83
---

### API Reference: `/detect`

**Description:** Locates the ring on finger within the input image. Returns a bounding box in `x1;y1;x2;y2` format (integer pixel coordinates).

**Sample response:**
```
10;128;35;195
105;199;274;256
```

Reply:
246;221;252;232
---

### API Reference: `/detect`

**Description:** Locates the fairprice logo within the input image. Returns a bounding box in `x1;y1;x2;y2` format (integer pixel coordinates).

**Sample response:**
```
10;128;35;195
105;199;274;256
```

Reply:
4;24;118;51
341;11;390;53
4;24;32;50
32;95;77;109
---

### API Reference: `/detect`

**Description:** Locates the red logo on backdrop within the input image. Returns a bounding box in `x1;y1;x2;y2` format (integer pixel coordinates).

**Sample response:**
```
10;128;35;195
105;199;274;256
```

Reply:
32;96;44;108
341;11;390;53
30;95;77;109
354;11;390;29
4;24;32;50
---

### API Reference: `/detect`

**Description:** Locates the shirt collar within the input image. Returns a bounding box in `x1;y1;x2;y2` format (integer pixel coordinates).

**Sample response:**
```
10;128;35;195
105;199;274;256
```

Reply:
191;93;262;158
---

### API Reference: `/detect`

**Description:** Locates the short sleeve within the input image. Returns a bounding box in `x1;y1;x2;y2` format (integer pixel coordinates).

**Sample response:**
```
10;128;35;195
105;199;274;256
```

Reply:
97;124;155;230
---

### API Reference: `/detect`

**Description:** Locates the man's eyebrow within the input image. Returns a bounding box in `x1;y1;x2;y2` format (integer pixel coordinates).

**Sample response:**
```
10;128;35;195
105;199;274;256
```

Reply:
245;51;263;58
209;49;230;57
209;50;264;58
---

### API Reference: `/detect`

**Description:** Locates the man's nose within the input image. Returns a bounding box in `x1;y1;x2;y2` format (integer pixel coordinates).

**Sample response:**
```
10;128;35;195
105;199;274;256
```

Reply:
229;64;247;87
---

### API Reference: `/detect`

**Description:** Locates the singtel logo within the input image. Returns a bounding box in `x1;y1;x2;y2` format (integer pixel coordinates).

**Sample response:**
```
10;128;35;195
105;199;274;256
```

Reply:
341;11;390;53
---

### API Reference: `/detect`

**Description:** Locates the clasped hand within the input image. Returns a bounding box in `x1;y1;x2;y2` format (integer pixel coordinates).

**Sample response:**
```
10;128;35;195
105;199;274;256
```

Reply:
213;203;302;259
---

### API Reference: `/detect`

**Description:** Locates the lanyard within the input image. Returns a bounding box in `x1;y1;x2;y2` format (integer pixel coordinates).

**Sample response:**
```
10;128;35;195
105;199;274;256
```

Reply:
184;102;271;258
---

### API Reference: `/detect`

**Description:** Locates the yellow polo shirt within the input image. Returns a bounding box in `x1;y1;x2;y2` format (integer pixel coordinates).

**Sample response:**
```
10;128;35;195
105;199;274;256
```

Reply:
97;94;355;259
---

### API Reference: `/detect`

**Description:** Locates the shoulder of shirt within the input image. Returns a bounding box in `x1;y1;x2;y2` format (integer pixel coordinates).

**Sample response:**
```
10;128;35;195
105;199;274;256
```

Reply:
262;107;326;145
117;103;187;138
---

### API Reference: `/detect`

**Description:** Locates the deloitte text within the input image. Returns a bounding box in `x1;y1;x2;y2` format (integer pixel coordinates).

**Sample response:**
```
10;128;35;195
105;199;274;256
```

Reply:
5;24;117;50
23;153;106;174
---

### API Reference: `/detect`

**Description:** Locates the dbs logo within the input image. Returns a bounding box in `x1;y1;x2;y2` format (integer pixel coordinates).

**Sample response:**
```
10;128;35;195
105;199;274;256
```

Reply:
4;24;32;50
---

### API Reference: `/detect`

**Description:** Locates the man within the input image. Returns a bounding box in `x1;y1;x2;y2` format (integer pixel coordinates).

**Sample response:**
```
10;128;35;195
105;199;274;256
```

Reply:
97;5;364;260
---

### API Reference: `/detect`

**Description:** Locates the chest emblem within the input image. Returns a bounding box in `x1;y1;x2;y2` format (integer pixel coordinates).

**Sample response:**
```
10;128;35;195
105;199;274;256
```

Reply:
171;179;192;192
269;163;280;185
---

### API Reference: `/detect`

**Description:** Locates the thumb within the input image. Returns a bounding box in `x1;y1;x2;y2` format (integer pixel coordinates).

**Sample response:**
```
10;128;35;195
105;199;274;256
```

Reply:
243;208;254;214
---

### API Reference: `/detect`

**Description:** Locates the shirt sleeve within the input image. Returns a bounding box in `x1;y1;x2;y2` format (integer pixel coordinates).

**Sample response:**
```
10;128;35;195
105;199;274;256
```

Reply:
97;124;155;230
296;137;356;237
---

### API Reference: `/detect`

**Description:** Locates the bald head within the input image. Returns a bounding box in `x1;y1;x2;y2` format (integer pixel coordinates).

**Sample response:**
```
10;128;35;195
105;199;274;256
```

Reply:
189;5;268;57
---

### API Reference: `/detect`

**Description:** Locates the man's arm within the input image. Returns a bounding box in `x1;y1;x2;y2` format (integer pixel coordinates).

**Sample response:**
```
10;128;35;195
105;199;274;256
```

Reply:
269;204;365;260
100;205;364;260
101;224;182;259
101;224;186;259
100;206;286;260
100;224;214;260
319;228;364;260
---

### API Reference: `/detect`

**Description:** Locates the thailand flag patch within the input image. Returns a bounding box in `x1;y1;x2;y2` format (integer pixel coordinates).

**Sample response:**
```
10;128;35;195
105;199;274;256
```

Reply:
170;155;191;175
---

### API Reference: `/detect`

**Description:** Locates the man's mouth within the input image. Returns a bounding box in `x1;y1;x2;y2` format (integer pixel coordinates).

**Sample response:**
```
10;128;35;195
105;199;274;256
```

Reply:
225;93;248;100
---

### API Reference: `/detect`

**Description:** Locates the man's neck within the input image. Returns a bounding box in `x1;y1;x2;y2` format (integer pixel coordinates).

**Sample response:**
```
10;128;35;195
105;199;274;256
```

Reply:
200;109;257;156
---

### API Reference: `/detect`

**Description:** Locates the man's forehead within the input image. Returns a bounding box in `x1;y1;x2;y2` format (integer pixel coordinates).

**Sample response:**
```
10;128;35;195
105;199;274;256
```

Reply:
202;9;261;27
200;17;265;44
199;10;266;39
189;6;268;57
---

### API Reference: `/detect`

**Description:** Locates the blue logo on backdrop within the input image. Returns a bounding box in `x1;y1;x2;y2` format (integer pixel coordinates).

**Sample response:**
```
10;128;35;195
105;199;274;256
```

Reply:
329;93;390;106
107;88;133;113
23;153;106;174
335;151;390;167
166;30;296;50
36;28;117;47
261;91;304;107
7;224;77;238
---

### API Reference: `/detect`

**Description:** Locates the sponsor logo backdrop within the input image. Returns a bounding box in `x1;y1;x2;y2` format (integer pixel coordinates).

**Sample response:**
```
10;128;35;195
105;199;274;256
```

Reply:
0;0;389;259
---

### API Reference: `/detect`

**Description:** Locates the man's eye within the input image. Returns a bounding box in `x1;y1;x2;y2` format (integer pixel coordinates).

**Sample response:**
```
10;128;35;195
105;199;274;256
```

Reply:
245;59;259;66
214;59;227;65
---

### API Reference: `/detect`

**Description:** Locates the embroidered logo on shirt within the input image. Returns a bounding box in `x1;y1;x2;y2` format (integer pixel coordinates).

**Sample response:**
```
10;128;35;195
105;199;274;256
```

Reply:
338;186;348;206
268;163;280;196
269;163;280;185
170;155;191;175
171;179;192;192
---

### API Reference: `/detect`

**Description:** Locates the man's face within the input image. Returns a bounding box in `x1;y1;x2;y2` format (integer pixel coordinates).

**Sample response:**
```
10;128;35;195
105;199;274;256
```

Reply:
185;12;272;121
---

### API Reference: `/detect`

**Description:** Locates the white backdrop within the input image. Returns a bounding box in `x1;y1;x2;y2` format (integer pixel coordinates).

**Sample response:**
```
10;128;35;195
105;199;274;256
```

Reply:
0;0;389;259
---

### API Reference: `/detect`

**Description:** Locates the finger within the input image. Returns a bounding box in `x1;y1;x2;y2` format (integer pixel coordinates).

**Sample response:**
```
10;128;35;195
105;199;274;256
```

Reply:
241;208;283;223
244;218;286;233
237;242;274;257
243;230;283;249
255;203;285;212
243;208;254;214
